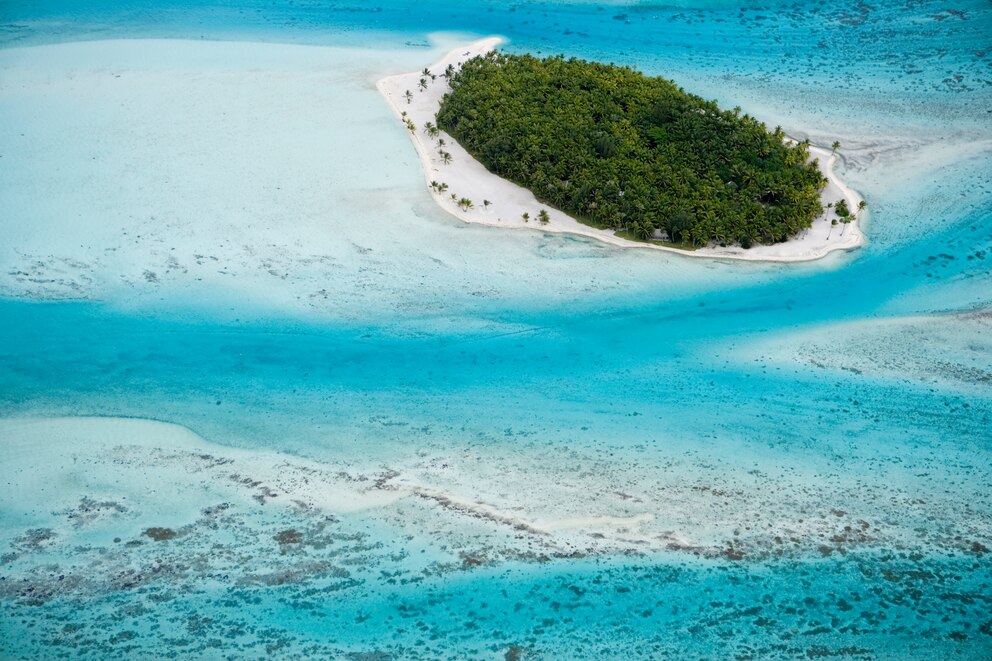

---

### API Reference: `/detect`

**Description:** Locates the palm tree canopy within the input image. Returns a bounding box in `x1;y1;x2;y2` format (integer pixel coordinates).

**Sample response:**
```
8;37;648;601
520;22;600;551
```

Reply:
436;52;825;246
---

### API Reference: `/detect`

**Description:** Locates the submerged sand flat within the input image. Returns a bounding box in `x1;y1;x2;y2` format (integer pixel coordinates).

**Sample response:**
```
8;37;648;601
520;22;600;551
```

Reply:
378;38;865;262
4;414;990;571
0;39;432;310
746;310;992;389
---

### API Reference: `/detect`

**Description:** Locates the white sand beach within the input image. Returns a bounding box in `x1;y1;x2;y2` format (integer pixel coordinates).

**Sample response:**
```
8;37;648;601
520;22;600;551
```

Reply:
378;37;865;263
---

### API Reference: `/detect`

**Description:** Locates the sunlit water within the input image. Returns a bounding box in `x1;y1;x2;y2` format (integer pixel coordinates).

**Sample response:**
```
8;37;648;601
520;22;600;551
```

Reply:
1;1;991;658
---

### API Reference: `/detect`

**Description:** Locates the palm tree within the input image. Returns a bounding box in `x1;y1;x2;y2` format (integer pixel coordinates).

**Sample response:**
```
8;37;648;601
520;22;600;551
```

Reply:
702;209;718;229
422;67;432;78
635;219;654;240
857;200;867;212
440;151;452;165
521;212;530;222
538;209;550;224
403;90;413;104
483;199;491;210
831;140;841;152
834;199;850;218
458;197;474;210
419;78;428;91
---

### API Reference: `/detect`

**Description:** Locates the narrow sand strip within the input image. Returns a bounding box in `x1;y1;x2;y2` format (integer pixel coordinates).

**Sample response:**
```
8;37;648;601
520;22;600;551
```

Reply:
377;37;865;263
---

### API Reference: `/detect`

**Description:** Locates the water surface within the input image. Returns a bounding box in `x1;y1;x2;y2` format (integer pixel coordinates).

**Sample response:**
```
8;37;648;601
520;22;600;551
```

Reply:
1;0;990;658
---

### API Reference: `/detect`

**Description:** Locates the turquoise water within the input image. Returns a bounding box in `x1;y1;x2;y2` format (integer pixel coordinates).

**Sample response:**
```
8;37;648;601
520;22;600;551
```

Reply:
2;0;992;658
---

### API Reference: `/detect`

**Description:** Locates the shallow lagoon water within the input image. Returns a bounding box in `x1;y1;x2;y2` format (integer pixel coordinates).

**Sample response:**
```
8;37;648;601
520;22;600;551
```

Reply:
1;0;991;658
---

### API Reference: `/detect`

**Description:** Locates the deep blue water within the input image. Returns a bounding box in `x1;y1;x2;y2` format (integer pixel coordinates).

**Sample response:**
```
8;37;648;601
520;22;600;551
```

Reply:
2;0;991;658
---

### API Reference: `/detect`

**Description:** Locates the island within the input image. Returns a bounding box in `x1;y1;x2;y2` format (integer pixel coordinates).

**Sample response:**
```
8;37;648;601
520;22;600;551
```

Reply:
378;38;865;261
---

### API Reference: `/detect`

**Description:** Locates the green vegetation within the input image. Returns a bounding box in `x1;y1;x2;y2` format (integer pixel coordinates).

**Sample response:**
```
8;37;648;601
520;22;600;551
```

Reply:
834;199;851;218
833;198;866;236
436;52;828;247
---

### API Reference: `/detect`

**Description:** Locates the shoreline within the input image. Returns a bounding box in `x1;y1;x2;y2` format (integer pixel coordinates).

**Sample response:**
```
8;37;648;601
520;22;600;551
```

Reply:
377;37;865;263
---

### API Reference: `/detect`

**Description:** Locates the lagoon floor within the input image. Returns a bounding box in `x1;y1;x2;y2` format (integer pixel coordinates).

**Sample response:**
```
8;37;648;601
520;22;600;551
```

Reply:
2;1;991;658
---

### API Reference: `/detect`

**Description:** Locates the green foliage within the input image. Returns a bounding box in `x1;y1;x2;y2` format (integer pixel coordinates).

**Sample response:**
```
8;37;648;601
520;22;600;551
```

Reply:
538;209;550;224
835;199;851;218
633;219;654;240
436;52;826;246
665;210;694;244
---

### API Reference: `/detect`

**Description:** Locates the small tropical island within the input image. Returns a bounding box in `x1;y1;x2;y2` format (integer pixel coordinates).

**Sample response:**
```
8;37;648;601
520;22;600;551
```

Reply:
439;51;830;247
379;38;865;261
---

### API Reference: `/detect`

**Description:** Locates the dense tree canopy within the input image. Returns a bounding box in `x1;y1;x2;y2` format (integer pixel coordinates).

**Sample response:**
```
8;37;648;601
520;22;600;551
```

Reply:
436;52;827;247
